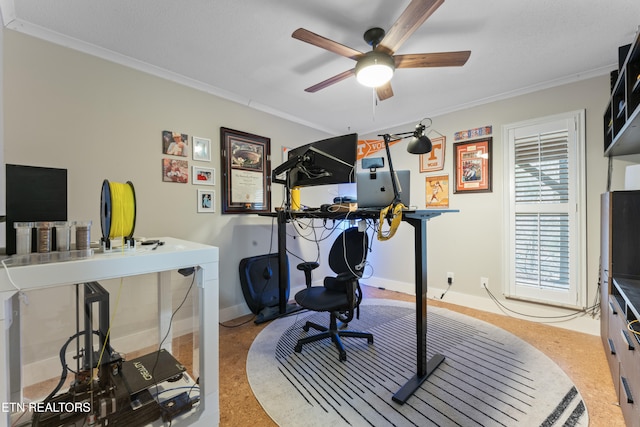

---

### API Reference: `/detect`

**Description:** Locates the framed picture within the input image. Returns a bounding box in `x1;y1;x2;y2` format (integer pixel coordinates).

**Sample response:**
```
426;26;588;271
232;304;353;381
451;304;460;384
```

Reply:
419;135;446;172
162;130;188;157
220;127;271;214
192;166;215;185
162;158;189;183
453;137;492;193
192;136;212;161
426;174;449;208
197;189;215;213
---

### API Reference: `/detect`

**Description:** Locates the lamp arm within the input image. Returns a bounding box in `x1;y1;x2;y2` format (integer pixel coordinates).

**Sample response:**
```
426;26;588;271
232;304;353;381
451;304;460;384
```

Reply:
307;145;352;168
382;134;402;205
385;131;414;141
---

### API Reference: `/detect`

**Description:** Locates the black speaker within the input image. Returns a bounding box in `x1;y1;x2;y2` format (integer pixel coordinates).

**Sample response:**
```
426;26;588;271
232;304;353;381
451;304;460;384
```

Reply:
6;164;67;255
239;253;288;314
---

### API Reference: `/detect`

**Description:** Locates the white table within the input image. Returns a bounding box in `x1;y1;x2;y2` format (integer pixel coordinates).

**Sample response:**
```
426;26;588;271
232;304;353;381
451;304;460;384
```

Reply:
0;237;219;426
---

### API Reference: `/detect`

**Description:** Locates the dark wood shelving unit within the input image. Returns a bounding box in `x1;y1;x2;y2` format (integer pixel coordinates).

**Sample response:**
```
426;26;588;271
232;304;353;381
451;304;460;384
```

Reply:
604;30;640;156
601;191;640;427
601;45;640;426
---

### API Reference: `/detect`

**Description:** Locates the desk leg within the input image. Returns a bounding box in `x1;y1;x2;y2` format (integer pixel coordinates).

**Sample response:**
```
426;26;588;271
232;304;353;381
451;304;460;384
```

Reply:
277;209;288;315
392;216;445;404
158;271;172;352
254;210;301;324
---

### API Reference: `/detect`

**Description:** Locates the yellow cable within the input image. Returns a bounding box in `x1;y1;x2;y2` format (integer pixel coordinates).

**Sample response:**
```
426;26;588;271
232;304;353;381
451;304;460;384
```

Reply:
107;181;135;239
628;319;640;336
377;202;405;241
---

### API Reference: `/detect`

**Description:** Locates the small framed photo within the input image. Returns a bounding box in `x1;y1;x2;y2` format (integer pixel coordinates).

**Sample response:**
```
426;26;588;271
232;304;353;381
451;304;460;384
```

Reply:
193;136;212;161
197;189;215;213
162;158;189;183
192;166;215;185
453;137;492;193
162;130;188;157
426;174;449;208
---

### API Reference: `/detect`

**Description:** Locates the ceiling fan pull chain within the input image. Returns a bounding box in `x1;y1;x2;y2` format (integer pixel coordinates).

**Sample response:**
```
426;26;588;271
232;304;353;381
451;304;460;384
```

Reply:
372;88;377;121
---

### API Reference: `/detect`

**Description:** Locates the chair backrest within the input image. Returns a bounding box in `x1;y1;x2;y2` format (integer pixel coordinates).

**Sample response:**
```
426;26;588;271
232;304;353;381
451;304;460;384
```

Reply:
239;253;288;314
328;227;368;276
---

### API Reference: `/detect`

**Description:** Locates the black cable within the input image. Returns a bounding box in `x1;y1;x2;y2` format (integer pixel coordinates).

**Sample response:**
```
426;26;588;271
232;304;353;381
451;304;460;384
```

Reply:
31;330;112;427
158;273;196;350
219;316;256;328
482;284;600;322
440;280;452;300
150;271;196;404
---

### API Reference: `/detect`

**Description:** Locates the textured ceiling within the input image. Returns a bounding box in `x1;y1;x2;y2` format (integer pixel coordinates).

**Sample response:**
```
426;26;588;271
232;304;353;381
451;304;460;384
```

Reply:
2;0;639;134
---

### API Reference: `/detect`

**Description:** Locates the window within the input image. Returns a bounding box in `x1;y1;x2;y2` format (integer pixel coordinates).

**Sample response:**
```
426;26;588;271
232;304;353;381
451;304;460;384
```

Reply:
503;111;586;308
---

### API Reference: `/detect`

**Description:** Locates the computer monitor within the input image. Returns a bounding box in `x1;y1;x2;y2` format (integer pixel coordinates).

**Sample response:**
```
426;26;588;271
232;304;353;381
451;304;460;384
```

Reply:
278;133;357;188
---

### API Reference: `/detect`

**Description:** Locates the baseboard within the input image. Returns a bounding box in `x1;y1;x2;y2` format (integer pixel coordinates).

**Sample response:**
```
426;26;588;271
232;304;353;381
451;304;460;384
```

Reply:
220;302;253;323
225;277;599;336
361;279;600;336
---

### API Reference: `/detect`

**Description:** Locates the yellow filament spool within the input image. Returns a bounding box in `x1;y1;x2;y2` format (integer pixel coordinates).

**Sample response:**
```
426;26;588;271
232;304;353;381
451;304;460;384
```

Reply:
100;180;136;248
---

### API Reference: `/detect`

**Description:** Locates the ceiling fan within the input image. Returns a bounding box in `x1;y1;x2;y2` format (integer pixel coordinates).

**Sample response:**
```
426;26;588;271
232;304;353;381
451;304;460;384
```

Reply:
292;0;470;101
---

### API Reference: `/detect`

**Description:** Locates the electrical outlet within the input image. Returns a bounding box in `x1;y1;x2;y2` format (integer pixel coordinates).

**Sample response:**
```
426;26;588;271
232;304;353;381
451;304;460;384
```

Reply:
447;272;454;285
481;277;489;288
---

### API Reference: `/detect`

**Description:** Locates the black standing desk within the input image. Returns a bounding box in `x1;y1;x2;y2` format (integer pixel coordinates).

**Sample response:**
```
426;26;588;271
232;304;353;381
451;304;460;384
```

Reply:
260;208;457;404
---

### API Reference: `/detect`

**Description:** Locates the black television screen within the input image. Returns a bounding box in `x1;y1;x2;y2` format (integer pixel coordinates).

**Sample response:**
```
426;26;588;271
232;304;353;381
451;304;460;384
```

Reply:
285;133;357;188
6;164;67;255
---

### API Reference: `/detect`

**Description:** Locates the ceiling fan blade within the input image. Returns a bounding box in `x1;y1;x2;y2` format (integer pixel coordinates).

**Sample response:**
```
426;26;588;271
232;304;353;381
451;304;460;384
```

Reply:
376;82;394;101
292;28;364;60
395;51;471;68
304;69;355;93
377;0;445;55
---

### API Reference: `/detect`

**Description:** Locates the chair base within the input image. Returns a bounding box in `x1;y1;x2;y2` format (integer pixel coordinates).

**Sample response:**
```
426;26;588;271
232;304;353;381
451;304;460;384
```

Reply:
294;319;374;362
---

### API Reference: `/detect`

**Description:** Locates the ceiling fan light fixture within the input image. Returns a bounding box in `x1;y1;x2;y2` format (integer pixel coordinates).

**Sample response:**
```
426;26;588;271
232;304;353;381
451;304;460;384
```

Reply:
355;52;395;88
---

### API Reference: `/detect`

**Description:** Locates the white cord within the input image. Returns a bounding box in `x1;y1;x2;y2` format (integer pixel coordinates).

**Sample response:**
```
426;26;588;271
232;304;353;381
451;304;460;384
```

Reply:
1;258;21;292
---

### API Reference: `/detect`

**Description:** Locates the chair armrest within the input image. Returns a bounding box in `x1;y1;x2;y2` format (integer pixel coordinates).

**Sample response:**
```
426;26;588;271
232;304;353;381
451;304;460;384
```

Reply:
297;262;319;287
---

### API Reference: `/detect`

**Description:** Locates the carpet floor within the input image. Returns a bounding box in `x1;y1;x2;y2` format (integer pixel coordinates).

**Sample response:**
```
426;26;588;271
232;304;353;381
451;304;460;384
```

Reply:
247;300;587;426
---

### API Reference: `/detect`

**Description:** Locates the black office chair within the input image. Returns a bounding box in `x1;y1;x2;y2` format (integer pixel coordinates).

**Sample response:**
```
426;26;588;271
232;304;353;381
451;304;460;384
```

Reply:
294;227;373;361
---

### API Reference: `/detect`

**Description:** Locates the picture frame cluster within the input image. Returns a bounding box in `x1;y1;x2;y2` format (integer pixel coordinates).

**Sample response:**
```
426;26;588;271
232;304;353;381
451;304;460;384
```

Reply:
420;125;493;208
161;130;215;213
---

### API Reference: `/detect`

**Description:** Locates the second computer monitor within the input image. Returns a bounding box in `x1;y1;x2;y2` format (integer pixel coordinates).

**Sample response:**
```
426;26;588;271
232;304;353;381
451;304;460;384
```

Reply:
287;133;357;188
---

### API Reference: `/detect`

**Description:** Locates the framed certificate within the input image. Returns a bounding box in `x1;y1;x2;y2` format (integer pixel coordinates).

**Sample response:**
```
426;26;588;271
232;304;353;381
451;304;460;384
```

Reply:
220;127;271;214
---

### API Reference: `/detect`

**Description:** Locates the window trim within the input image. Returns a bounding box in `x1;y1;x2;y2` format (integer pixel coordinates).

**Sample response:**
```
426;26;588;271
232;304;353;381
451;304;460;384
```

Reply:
502;110;586;308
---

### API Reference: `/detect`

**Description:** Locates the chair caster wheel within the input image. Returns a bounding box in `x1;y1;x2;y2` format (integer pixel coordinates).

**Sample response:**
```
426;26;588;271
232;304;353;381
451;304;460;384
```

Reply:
295;344;302;353
339;352;347;362
303;325;310;332
368;337;374;344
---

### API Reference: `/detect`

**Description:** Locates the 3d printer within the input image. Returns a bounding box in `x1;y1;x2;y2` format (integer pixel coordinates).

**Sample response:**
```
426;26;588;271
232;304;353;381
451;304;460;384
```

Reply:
20;282;197;427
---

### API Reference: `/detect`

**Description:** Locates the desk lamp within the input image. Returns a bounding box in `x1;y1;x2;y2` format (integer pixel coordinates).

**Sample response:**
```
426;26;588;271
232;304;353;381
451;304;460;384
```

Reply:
379;118;434;206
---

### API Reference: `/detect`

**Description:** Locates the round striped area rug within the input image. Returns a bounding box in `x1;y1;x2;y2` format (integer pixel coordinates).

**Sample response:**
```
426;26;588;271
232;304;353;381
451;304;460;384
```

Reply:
247;300;587;427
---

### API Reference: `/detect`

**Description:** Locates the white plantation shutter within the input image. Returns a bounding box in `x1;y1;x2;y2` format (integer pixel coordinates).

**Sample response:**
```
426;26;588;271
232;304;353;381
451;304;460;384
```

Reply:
514;213;570;291
514;131;569;204
505;111;585;307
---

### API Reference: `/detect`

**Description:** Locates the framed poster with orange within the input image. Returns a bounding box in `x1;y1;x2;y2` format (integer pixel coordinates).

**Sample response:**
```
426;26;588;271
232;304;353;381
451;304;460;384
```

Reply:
425;175;449;208
453;137;492;193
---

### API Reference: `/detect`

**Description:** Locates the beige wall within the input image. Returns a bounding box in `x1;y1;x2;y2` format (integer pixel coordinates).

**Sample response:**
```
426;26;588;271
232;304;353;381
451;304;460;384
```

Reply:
358;73;636;317
5;28;635;330
3;30;330;324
